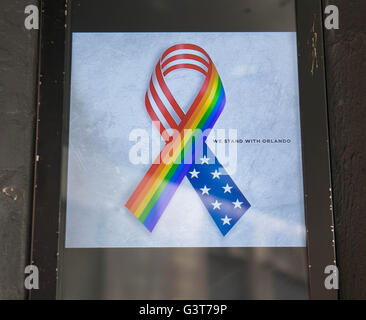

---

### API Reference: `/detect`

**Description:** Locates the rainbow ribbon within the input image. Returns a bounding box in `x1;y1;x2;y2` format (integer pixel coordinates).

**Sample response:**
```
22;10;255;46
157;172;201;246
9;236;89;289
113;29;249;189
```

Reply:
126;44;250;235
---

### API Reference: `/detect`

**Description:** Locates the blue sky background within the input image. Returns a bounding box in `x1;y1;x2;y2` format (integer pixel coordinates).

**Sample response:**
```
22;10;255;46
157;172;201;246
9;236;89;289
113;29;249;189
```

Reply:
65;32;306;247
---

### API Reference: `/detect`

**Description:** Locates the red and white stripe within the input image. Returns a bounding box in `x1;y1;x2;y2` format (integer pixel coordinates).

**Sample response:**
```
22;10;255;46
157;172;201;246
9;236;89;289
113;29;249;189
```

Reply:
145;44;212;142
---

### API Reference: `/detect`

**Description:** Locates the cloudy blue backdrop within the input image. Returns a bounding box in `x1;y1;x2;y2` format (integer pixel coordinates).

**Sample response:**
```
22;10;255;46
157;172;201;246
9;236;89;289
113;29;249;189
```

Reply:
66;32;305;247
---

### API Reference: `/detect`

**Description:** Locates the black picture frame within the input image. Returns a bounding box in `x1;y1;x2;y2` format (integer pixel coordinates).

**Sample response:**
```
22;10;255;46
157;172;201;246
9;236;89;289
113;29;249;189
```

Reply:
30;0;337;300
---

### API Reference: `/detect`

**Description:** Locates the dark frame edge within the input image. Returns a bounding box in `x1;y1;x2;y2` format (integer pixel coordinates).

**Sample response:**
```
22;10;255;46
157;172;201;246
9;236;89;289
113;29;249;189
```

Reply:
29;0;67;300
296;0;338;300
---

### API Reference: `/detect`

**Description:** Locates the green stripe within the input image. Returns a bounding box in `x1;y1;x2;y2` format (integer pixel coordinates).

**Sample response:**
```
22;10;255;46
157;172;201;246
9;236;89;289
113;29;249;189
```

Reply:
139;78;223;222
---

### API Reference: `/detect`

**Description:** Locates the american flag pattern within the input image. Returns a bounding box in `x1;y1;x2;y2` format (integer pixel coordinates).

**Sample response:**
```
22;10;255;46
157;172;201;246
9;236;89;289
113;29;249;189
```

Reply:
188;146;251;235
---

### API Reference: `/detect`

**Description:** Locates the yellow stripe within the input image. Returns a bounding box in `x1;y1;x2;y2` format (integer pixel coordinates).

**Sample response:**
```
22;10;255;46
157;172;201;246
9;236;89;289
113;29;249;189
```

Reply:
133;72;218;217
134;69;219;217
131;69;218;214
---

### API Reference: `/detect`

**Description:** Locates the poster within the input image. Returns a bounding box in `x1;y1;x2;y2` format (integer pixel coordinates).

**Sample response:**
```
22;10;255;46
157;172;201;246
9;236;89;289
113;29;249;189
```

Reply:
65;32;305;247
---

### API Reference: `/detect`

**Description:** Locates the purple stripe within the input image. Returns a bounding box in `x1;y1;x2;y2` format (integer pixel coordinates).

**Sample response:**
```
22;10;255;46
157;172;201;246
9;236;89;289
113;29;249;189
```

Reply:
143;80;226;231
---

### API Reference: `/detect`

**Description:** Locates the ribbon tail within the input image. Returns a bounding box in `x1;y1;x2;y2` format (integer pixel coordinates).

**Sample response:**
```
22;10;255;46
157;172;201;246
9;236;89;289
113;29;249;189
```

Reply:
186;146;251;236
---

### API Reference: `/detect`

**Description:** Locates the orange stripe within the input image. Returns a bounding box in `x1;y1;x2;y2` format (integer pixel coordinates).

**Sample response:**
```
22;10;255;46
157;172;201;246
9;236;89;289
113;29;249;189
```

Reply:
128;69;218;214
127;68;218;214
126;64;214;211
132;70;220;217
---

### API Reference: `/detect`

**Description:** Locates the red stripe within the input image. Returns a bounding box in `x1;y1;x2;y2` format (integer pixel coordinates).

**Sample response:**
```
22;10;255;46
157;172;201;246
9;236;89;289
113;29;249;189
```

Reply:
145;93;170;142
126;52;214;211
126;70;211;211
161;54;209;69
155;64;185;121
149;80;178;129
125;94;167;210
163;64;207;76
161;44;210;61
177;63;213;131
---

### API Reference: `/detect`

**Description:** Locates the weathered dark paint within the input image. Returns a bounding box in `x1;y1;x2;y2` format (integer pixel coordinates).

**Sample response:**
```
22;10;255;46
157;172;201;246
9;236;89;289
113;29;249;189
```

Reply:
296;0;337;299
322;0;366;299
29;0;66;300
0;0;39;299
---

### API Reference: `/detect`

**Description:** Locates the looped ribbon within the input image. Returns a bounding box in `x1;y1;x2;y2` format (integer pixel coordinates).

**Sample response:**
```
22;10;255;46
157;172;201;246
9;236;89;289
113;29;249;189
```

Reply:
126;44;250;236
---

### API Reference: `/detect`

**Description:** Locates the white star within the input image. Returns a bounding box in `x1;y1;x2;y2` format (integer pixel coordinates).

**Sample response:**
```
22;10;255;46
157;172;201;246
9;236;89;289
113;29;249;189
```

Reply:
212;200;222;210
221;215;232;225
200;156;210;164
189;168;200;179
200;185;211;195
232;199;243;209
211;169;222;179
222;183;233;193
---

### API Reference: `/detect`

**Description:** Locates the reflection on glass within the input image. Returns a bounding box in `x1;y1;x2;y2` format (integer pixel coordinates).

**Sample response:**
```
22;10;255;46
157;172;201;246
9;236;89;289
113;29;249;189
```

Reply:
59;248;308;299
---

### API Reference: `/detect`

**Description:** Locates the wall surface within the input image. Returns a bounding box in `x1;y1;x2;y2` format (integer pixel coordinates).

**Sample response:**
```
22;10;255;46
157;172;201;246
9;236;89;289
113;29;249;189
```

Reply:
323;0;366;299
0;0;365;299
0;0;38;299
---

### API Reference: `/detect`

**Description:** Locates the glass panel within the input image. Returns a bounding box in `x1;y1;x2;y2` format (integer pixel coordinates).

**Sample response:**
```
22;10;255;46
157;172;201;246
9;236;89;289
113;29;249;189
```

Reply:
57;0;308;299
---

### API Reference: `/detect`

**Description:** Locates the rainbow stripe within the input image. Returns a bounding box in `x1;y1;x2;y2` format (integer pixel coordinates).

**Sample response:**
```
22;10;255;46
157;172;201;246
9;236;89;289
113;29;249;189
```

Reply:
125;44;226;231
